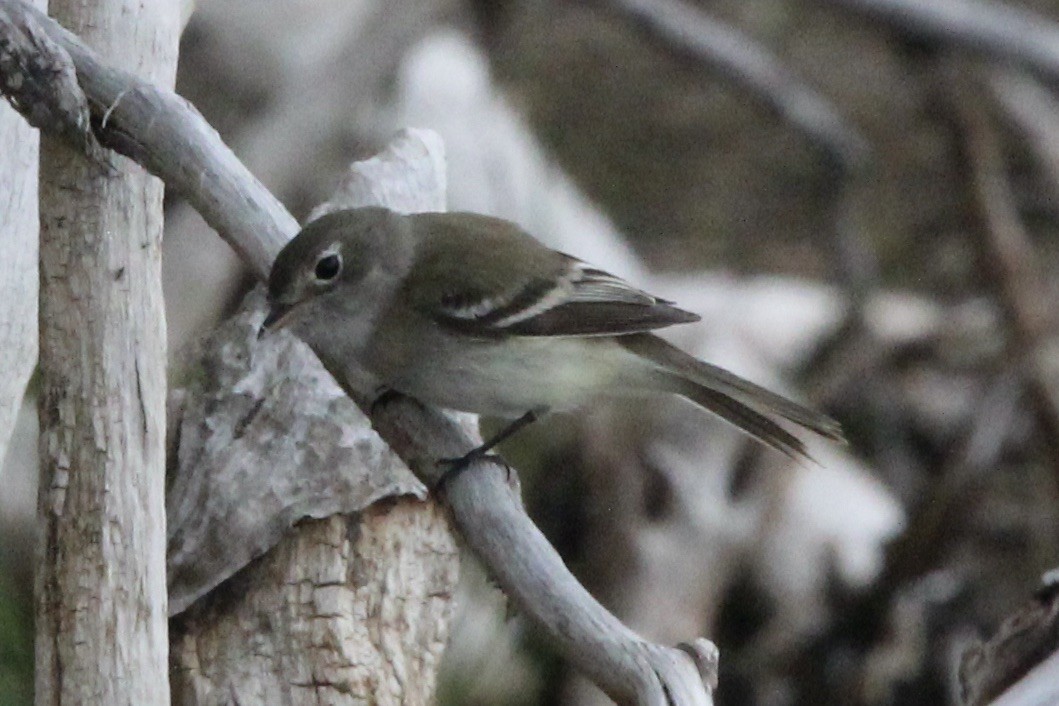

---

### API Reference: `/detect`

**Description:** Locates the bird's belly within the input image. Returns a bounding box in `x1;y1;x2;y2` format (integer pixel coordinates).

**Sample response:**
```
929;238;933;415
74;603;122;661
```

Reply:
387;336;637;418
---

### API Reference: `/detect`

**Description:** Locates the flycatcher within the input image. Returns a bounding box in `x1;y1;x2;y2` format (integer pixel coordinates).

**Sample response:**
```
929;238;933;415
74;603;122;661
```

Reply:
262;207;842;462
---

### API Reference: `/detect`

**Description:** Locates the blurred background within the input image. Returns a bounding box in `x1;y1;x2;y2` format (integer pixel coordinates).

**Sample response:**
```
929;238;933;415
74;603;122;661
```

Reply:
4;0;1059;703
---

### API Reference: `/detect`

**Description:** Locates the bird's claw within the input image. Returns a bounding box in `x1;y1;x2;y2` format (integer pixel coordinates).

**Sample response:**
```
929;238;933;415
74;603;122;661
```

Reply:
435;451;511;494
369;387;402;416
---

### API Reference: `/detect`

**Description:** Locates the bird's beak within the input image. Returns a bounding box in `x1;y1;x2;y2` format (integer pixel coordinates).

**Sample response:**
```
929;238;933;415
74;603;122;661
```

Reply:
258;302;295;339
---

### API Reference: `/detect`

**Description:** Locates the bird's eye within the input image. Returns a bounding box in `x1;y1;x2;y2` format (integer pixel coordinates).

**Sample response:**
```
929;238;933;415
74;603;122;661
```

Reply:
314;253;342;281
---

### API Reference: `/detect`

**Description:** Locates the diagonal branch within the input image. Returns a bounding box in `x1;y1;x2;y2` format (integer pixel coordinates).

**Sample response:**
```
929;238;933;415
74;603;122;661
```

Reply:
988;69;1059;203
0;0;293;276
824;0;1059;82
600;0;869;174
599;0;879;330
0;1;719;703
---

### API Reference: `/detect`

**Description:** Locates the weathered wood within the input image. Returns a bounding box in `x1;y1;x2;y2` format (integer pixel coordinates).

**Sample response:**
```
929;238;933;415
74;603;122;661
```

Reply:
0;5;721;700
165;289;428;615
368;395;719;706
0;0;40;472
825;0;1059;81
171;504;458;706
167;132;460;706
0;0;294;276
959;578;1059;706
34;0;178;704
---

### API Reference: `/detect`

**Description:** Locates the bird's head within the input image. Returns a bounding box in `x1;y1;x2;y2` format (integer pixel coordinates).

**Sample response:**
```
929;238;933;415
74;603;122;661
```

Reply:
261;207;411;337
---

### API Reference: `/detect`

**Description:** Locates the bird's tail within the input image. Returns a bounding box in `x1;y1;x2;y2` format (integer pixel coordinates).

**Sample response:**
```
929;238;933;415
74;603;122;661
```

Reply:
620;334;844;460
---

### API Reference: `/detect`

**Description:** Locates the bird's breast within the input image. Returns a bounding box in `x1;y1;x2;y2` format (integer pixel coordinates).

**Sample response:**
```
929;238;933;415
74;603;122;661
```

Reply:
377;334;647;419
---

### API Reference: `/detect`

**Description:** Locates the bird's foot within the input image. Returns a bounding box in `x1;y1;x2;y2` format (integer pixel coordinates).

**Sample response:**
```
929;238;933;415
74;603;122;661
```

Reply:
434;409;540;492
369;386;402;415
436;450;510;493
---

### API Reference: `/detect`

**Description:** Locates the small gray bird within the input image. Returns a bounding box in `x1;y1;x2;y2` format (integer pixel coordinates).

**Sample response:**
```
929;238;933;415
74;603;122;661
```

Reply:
263;207;843;461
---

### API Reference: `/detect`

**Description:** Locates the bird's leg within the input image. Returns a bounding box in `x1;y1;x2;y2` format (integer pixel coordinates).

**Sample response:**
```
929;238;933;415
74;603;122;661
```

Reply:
438;408;543;483
475;408;543;455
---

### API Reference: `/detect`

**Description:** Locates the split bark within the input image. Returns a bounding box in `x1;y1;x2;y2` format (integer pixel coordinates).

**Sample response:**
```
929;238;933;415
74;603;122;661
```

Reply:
34;0;178;703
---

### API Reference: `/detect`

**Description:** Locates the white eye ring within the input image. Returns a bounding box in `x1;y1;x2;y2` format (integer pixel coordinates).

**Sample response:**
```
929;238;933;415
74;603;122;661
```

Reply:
314;251;342;282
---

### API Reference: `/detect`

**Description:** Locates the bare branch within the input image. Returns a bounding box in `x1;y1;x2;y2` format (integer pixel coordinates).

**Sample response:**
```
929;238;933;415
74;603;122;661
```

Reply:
369;397;719;705
988;69;1059;201
824;0;1059;82
950;65;1059;478
601;0;869;173
0;2;720;702
0;0;103;162
0;0;295;275
599;0;879;325
959;577;1059;706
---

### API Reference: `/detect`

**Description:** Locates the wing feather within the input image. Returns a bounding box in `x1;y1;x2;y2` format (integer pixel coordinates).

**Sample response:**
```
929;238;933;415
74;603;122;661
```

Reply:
433;257;698;337
405;212;699;338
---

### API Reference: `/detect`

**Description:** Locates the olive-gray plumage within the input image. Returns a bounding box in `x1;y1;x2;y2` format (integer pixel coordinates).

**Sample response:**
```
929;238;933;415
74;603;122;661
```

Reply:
265;207;842;458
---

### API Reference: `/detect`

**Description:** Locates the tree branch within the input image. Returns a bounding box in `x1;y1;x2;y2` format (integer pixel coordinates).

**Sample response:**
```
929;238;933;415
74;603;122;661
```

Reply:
949;64;1059;481
0;0;294;276
0;2;719;703
600;0;869;174
824;0;1059;82
599;0;879;332
988;69;1059;203
959;576;1059;706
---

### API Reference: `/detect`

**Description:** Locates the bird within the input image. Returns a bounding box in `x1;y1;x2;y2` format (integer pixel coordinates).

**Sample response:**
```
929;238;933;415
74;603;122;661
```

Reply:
261;207;843;465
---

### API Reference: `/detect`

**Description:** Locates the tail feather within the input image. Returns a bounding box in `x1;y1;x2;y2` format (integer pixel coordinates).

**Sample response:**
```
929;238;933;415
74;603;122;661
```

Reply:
683;359;843;441
677;379;809;459
619;333;845;455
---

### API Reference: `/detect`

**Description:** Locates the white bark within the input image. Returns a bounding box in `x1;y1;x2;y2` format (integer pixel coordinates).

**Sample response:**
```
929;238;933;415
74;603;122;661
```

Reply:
167;132;460;706
34;0;178;703
171;505;458;706
0;7;721;700
0;0;41;474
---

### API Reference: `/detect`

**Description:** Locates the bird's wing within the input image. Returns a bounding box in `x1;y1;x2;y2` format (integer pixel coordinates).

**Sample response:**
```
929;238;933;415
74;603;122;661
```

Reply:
404;212;699;338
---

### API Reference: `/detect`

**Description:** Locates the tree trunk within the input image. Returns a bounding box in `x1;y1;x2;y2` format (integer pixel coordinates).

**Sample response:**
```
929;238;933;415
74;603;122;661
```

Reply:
0;8;719;694
35;0;179;703
170;504;457;706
